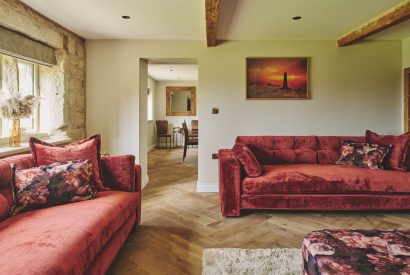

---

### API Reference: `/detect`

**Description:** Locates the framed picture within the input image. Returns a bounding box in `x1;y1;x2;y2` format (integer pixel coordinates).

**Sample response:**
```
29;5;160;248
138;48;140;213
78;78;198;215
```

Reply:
246;57;309;99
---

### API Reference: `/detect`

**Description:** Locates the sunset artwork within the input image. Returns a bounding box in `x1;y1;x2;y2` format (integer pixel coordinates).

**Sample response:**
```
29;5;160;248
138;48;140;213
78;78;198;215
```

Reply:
246;58;308;99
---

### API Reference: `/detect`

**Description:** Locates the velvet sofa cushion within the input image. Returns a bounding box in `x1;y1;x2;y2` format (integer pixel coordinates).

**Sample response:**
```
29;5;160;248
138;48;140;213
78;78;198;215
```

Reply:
365;130;410;171
242;164;410;195
10;160;96;215
336;141;391;169
0;190;139;275
0;154;34;222
30;135;107;191
101;155;136;191
235;136;364;165
232;143;262;177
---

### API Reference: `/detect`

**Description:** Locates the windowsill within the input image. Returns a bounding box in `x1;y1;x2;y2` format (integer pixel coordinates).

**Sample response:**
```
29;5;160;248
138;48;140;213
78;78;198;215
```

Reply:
0;135;72;158
147;119;154;122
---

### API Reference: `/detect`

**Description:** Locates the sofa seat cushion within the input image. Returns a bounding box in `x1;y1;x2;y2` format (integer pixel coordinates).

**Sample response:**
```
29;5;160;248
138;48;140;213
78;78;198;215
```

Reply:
0;190;139;275
242;164;410;195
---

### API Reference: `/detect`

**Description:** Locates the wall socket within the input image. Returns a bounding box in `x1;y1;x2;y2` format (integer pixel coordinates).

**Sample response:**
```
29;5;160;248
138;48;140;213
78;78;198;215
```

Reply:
212;107;219;114
212;153;218;159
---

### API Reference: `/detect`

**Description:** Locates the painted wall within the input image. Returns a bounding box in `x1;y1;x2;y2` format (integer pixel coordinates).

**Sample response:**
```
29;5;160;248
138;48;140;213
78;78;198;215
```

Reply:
404;37;410;68
147;76;156;150
86;40;402;192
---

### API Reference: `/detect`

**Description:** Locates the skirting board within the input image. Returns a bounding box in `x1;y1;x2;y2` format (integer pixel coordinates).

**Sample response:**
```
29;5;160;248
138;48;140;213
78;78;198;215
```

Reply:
197;182;218;192
147;144;155;152
142;175;149;190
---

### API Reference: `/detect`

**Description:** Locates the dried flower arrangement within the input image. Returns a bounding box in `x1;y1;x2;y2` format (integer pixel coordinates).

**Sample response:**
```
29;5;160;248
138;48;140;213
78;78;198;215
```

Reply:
0;93;39;147
0;94;39;119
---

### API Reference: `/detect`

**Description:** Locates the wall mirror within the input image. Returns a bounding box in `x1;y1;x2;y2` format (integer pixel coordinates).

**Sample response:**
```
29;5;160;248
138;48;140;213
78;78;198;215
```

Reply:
166;86;196;116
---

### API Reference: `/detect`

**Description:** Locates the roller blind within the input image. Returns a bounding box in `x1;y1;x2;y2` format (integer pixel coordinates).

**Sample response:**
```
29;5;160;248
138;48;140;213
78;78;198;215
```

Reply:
0;26;56;66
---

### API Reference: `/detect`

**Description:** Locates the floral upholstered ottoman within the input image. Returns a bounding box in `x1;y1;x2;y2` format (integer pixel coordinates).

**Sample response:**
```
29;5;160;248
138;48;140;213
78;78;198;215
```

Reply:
302;229;410;274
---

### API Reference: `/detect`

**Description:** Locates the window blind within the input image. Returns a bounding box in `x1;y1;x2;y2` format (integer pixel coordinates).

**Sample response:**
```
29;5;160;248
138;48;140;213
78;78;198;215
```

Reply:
0;26;56;67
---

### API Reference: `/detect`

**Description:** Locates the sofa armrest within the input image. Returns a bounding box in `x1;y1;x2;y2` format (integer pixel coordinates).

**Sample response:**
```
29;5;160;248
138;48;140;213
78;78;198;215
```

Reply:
218;149;242;216
101;155;141;192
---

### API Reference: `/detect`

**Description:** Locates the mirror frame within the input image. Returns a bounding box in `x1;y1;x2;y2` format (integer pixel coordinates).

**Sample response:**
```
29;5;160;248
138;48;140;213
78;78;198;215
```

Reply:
166;86;196;116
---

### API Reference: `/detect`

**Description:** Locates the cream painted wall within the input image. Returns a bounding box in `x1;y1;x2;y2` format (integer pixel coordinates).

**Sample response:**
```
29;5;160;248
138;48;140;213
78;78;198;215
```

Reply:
404;37;410;68
147;76;156;150
86;40;402;192
155;80;198;135
139;59;149;187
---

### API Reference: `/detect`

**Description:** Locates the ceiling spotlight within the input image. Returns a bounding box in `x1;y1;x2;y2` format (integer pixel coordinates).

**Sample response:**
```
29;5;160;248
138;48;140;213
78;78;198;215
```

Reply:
292;16;302;20
122;15;130;19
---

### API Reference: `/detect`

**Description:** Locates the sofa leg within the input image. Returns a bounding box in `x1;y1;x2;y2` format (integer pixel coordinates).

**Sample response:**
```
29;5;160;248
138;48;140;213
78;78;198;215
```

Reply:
221;208;241;217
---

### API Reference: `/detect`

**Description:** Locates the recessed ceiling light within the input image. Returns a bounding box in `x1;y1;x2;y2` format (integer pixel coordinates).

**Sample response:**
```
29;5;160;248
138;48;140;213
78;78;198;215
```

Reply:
122;15;130;19
292;16;302;20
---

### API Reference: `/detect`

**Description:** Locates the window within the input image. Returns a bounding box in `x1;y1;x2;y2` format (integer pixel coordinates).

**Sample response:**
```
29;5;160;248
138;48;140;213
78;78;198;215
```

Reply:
0;56;39;137
147;87;153;121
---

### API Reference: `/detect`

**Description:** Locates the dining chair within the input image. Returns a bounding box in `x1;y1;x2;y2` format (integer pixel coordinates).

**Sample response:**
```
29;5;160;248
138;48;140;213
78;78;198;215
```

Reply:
156;120;171;148
182;121;198;161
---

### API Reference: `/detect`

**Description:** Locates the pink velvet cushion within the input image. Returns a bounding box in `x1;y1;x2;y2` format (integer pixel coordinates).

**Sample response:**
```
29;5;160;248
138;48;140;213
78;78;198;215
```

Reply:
232;143;262;177
30;135;107;191
101;155;136;192
336;141;391;169
10;160;96;215
365;130;410;171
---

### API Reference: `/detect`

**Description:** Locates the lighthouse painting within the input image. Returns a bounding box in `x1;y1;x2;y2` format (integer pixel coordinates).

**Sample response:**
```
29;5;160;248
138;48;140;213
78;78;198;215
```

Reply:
246;57;308;99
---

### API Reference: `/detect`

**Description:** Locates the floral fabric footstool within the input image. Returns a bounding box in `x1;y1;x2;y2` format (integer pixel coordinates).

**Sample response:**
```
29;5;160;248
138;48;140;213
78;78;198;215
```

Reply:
302;229;410;274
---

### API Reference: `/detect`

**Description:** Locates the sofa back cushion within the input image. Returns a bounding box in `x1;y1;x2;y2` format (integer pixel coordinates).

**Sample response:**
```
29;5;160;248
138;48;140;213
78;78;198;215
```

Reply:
232;143;262;177
0;154;34;222
235;136;364;165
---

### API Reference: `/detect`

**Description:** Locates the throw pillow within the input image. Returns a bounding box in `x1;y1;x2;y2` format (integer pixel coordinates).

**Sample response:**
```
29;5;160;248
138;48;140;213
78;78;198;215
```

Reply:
10;160;96;215
336;141;392;169
29;135;107;191
232;143;262;177
365;130;410;171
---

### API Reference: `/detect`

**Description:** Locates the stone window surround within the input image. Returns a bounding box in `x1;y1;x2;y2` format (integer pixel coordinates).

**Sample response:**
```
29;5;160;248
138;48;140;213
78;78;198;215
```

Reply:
0;54;50;144
0;0;86;142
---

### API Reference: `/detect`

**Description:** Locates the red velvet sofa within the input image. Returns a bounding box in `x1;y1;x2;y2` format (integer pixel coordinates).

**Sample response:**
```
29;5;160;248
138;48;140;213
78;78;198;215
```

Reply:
219;136;410;217
0;153;141;274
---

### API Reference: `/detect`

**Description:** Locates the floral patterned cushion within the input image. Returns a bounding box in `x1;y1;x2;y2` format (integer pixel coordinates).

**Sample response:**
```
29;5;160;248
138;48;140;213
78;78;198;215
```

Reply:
336;141;391;169
303;229;410;274
10;160;96;215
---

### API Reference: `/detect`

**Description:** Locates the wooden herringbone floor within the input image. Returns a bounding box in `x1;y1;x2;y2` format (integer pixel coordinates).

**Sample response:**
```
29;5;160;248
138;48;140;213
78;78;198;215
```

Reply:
109;148;410;275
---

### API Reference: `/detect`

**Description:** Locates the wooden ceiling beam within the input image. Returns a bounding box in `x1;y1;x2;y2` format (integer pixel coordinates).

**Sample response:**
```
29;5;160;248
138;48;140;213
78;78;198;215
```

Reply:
205;0;219;47
337;1;410;47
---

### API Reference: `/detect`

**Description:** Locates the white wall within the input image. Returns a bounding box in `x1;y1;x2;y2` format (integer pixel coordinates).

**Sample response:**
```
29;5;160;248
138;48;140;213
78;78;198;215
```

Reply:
147;76;156;150
86;40;402;192
404;37;410;68
139;59;149;187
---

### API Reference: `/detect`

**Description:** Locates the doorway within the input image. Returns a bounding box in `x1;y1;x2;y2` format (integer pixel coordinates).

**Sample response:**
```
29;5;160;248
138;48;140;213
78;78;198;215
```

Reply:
143;58;199;189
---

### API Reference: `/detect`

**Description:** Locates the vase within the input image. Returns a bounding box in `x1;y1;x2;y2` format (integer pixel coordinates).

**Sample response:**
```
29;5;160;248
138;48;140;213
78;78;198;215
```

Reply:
9;118;21;147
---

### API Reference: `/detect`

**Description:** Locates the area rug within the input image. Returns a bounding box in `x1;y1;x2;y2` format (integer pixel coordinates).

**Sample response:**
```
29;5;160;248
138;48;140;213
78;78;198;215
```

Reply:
202;248;302;275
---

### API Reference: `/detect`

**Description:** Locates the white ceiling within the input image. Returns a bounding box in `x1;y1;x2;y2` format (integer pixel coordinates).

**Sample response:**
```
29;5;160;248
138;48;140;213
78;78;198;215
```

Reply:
218;0;408;40
148;64;198;82
20;0;205;39
21;0;410;40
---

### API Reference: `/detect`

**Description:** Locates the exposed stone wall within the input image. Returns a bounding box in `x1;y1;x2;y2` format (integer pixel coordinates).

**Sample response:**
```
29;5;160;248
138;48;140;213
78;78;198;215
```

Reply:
0;0;86;139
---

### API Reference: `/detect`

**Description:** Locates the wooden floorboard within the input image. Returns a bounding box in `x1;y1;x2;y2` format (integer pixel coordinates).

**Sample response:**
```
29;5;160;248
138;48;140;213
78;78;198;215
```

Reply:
108;148;410;275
